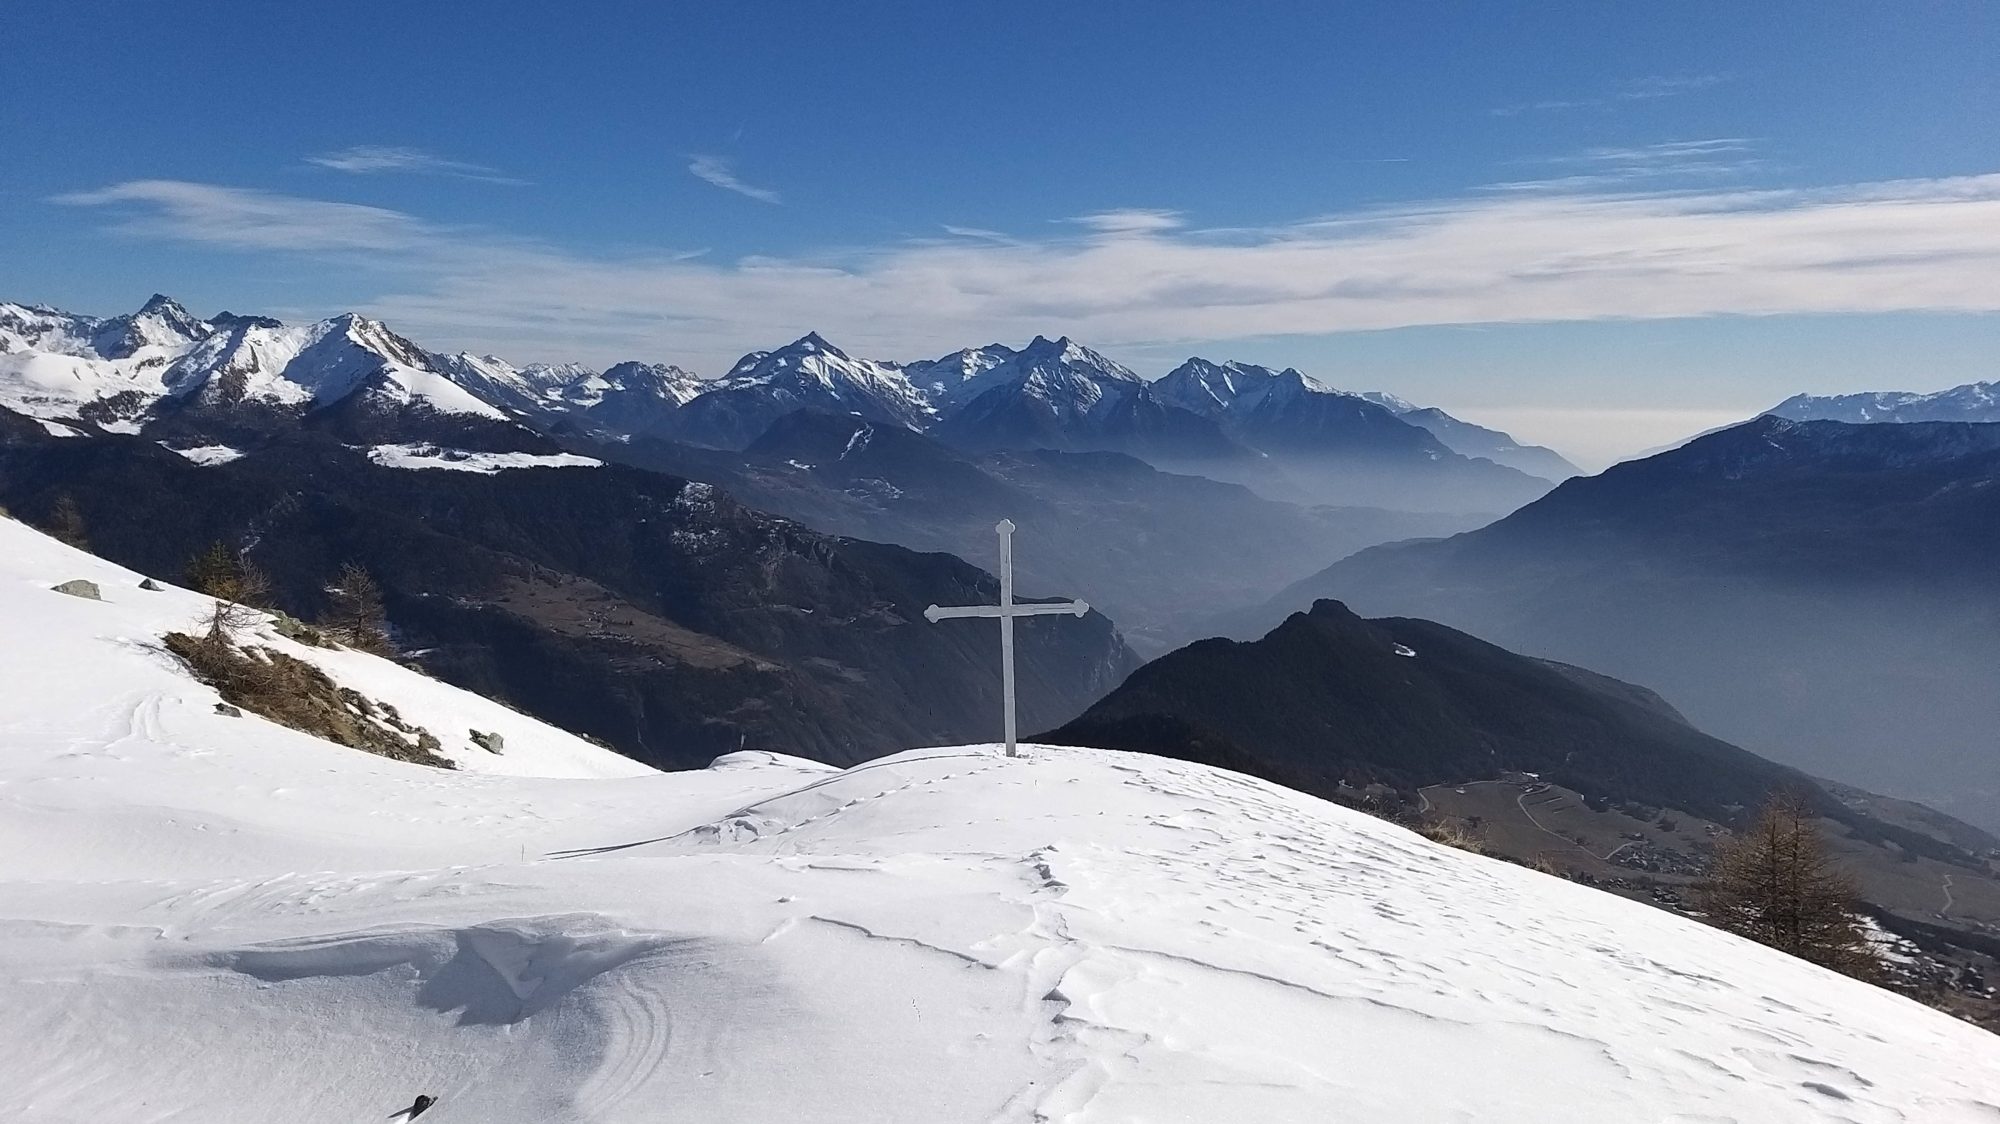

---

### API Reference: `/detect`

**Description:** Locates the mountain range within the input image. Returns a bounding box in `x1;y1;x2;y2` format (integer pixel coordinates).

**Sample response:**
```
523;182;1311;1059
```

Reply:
598;410;1477;652
1635;378;2000;458
1155;357;1578;482
1235;415;2000;828
1;295;1571;513
13;294;1997;835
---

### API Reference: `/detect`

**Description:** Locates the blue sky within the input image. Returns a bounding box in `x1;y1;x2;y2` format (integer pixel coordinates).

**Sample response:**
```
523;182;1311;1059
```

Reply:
4;0;1996;463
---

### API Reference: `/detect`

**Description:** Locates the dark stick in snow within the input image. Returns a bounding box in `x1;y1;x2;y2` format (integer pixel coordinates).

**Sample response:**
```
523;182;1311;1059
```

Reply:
388;1094;436;1119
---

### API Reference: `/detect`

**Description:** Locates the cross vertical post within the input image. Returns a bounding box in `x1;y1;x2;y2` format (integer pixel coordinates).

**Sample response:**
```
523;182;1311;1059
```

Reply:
923;519;1090;758
998;518;1017;756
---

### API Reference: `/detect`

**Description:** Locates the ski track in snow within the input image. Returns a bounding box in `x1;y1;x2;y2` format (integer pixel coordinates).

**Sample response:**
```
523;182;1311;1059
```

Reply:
3;516;2000;1122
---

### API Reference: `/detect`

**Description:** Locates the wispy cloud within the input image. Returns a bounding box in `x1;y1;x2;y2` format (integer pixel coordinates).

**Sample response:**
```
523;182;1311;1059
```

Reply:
687;155;781;204
941;225;1018;244
1617;74;1729;100
1491;74;1731;117
305;145;524;184
1067;209;1185;235
1487;138;1765;192
52;180;436;253
51;171;2000;374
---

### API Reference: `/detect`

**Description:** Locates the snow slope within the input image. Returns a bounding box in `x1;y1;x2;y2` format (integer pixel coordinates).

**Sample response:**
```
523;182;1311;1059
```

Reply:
1;519;1998;1122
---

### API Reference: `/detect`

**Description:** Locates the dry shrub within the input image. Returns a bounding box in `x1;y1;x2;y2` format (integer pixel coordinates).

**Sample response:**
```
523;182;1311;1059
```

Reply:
164;632;453;769
1418;817;1487;854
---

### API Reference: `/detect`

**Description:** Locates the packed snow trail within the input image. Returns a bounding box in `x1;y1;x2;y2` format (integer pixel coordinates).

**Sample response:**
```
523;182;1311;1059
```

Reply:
2;516;1999;1122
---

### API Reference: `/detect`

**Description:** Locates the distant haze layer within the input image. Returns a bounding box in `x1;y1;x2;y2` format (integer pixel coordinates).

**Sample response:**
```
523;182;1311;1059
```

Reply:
1457;406;1754;469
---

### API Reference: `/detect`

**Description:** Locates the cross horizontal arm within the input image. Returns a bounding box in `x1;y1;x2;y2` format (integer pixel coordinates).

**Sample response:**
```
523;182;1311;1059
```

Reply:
1006;600;1090;617
924;604;1005;621
924;600;1090;622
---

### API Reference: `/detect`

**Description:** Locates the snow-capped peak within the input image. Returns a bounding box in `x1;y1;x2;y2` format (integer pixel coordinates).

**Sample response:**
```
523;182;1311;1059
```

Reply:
1017;334;1143;384
1155;357;1344;417
88;293;213;359
145;310;506;421
792;330;843;357
1767;381;2000;425
0;302;102;356
920;334;1149;422
0;295;721;437
1261;366;1341;404
1351;389;1418;414
726;332;855;379
901;343;1019;402
712;332;930;425
595;361;706;406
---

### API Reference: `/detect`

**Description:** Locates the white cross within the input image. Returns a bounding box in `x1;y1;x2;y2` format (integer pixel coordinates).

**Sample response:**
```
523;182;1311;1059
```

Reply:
924;519;1090;758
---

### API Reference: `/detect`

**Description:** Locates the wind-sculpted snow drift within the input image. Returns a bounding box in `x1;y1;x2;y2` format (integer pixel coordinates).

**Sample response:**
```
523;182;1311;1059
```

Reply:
1;517;1997;1122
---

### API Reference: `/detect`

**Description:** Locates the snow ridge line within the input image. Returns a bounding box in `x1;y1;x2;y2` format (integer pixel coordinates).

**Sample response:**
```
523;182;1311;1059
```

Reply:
663;755;1012;848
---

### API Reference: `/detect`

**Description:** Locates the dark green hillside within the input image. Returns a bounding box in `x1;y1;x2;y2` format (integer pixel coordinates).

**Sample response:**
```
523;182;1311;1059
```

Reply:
0;422;1136;768
1046;598;1957;858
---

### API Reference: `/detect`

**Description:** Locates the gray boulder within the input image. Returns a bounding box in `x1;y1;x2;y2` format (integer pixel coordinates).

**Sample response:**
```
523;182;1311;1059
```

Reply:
270;612;330;647
51;579;102;601
139;578;163;591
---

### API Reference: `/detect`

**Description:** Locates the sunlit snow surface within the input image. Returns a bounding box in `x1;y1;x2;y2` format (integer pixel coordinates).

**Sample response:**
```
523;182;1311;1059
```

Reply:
1;517;1997;1123
366;443;605;473
165;443;246;466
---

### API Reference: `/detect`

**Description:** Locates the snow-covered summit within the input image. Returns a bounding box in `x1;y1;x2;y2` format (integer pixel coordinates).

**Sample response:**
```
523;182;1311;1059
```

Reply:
0;301;109;355
1160;356;1444;420
2;514;1995;1121
1154;357;1333;417
90;293;213;358
161;310;504;420
716;331;931;424
1154;356;1579;479
663;332;934;448
0;296;511;429
899;341;1018;402
1353;388;1418;413
921;335;1150;432
436;353;705;437
593;360;706;407
1769;381;2000;425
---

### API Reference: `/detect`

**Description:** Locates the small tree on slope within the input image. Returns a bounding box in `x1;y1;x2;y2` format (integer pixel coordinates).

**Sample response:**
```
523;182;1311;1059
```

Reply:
1696;791;1878;980
184;541;272;644
45;494;88;550
323;562;393;656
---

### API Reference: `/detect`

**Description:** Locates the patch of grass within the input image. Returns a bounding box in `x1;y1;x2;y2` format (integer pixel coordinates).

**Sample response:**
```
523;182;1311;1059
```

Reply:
1416;817;1487;855
164;631;454;769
